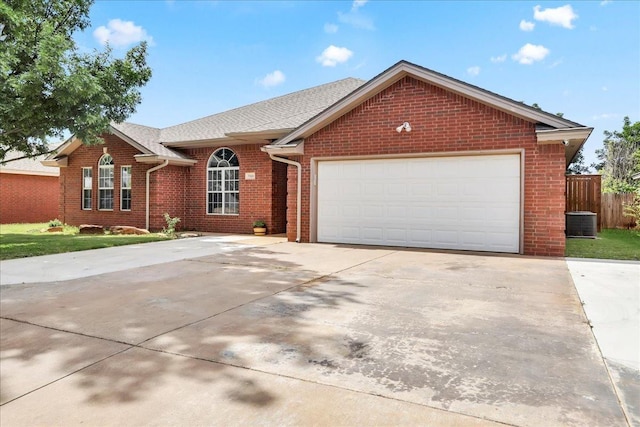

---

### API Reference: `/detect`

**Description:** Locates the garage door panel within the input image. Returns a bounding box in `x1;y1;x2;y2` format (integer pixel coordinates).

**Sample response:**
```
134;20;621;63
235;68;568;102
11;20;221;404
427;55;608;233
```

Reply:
317;154;520;253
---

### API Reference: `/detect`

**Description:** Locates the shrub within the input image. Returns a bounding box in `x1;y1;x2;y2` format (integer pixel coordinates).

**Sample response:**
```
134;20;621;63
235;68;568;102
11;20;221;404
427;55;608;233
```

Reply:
48;218;63;228
252;220;266;228
162;213;181;238
623;192;640;229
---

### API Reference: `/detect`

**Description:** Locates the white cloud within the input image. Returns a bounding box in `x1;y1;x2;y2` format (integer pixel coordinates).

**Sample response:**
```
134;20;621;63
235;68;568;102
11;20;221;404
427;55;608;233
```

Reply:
337;0;374;30
467;66;480;76
93;19;153;47
533;5;578;29
592;113;617;120
512;43;550;65
519;20;535;31
324;23;338;34
316;45;353;67
548;58;563;68
490;54;507;63
600;0;612;5
602;86;608;91
256;70;285;88
338;11;374;30
352;0;368;11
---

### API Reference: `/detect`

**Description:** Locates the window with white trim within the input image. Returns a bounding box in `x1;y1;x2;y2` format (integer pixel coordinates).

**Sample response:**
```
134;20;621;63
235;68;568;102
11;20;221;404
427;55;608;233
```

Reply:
207;148;239;215
82;167;92;210
98;154;114;210
121;166;132;211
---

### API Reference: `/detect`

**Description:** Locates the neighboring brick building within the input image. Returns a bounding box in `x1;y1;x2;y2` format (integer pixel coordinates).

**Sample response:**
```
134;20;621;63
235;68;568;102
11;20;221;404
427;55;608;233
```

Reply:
1;152;60;224
44;61;592;256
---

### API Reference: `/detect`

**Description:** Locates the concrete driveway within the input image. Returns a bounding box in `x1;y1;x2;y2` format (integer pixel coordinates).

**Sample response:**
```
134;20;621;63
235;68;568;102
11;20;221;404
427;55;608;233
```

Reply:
0;237;630;426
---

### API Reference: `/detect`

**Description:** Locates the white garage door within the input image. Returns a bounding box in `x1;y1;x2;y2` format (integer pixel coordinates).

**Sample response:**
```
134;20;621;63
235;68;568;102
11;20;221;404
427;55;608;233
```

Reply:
317;154;521;253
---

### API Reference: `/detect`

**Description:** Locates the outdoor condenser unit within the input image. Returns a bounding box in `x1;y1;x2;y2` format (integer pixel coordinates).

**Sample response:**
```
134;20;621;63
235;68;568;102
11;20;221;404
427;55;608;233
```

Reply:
565;211;597;238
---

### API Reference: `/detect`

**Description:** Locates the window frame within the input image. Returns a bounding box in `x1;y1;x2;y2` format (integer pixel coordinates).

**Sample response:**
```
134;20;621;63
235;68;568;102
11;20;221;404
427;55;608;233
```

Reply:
120;165;132;211
82;167;93;210
206;148;240;215
98;154;114;211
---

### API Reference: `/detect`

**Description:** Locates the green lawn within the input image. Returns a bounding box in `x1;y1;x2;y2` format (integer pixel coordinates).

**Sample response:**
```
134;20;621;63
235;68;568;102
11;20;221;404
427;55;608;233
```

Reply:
0;223;169;260
565;228;640;260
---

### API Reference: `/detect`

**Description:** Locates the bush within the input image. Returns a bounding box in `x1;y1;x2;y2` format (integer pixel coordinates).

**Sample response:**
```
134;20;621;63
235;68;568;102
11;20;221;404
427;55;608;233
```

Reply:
623;192;640;229
252;220;266;228
162;213;181;238
48;218;63;228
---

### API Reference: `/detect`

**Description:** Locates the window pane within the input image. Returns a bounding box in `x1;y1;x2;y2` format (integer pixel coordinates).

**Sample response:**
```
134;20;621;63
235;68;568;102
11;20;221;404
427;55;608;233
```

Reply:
121;189;131;211
207;148;239;215
99;189;114;210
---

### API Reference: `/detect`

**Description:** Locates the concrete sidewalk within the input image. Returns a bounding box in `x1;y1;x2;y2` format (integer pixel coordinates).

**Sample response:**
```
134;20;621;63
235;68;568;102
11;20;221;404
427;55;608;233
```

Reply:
0;234;286;286
567;258;640;426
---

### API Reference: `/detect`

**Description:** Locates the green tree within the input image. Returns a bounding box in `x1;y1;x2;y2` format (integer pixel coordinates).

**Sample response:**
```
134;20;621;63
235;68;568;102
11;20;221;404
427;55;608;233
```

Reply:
593;117;640;192
0;0;152;161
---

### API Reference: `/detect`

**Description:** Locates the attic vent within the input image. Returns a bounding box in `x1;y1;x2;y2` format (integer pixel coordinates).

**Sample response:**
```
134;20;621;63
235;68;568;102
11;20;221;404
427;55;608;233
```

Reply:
566;211;597;238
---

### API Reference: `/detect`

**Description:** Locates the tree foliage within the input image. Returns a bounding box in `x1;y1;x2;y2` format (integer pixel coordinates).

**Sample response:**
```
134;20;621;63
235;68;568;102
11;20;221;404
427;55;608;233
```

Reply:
593;117;640;193
0;0;152;160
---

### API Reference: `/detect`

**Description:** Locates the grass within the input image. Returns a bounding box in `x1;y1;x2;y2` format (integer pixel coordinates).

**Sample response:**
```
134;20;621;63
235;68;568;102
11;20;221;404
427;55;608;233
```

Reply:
0;223;169;261
565;228;640;261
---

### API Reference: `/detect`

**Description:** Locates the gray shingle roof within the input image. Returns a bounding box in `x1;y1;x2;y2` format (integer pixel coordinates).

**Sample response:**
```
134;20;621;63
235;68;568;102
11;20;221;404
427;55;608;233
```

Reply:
113;78;366;151
110;122;189;160
160;77;365;143
1;151;59;175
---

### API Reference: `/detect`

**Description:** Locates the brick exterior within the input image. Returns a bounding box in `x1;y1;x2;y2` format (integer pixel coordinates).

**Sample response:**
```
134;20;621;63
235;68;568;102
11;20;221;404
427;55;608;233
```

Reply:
180;145;287;234
0;173;59;224
59;134;154;229
58;75;568;256
59;135;287;234
284;76;566;257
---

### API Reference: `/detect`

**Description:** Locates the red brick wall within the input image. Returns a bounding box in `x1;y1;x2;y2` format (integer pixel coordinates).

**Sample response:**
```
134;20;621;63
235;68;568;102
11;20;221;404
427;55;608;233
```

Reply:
59;134;154;229
0;173;59;224
149;165;186;231
181;145;287;234
285;76;566;256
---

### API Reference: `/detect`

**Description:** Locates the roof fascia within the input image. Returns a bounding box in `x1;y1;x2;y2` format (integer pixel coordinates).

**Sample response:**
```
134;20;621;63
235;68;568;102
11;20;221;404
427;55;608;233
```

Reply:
41;156;69;167
0;168;59;176
225;129;293;141
163;137;266;149
276;61;580;146
134;154;197;166
45;137;81;160
535;127;593;167
261;141;305;155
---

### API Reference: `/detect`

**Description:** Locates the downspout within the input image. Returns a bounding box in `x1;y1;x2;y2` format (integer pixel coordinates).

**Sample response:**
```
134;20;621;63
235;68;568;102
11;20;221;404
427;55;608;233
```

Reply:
267;153;302;243
146;160;169;230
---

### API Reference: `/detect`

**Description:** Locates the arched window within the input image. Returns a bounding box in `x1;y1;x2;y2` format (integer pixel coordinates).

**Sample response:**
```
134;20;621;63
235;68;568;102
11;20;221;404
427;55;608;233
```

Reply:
207;148;239;215
98;154;114;210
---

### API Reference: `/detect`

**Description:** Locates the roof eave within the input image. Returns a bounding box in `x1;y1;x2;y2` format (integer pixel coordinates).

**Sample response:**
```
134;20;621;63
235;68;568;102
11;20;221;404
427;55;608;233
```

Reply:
163;136;267;148
134;154;197;166
535;127;594;167
225;128;294;141
1;168;60;176
261;140;305;155
41;156;69;168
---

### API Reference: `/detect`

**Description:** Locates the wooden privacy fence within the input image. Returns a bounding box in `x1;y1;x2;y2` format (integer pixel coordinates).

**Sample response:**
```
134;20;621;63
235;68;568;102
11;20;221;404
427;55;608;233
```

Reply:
566;175;602;231
600;193;637;229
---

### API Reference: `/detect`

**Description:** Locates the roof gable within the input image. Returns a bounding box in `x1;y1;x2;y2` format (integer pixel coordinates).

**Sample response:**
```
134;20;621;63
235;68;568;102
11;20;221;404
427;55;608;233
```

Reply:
273;60;587;147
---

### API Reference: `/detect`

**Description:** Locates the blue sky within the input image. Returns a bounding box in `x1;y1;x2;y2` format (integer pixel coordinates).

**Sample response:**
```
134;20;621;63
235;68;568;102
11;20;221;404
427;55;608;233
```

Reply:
77;0;639;168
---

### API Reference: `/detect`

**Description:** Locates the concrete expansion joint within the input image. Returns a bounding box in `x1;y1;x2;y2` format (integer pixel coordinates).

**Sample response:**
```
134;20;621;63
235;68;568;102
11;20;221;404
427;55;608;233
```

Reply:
0;316;134;407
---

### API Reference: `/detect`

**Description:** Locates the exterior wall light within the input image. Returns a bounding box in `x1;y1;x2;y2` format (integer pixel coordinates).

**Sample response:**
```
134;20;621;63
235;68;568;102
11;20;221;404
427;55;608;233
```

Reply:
396;122;412;133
